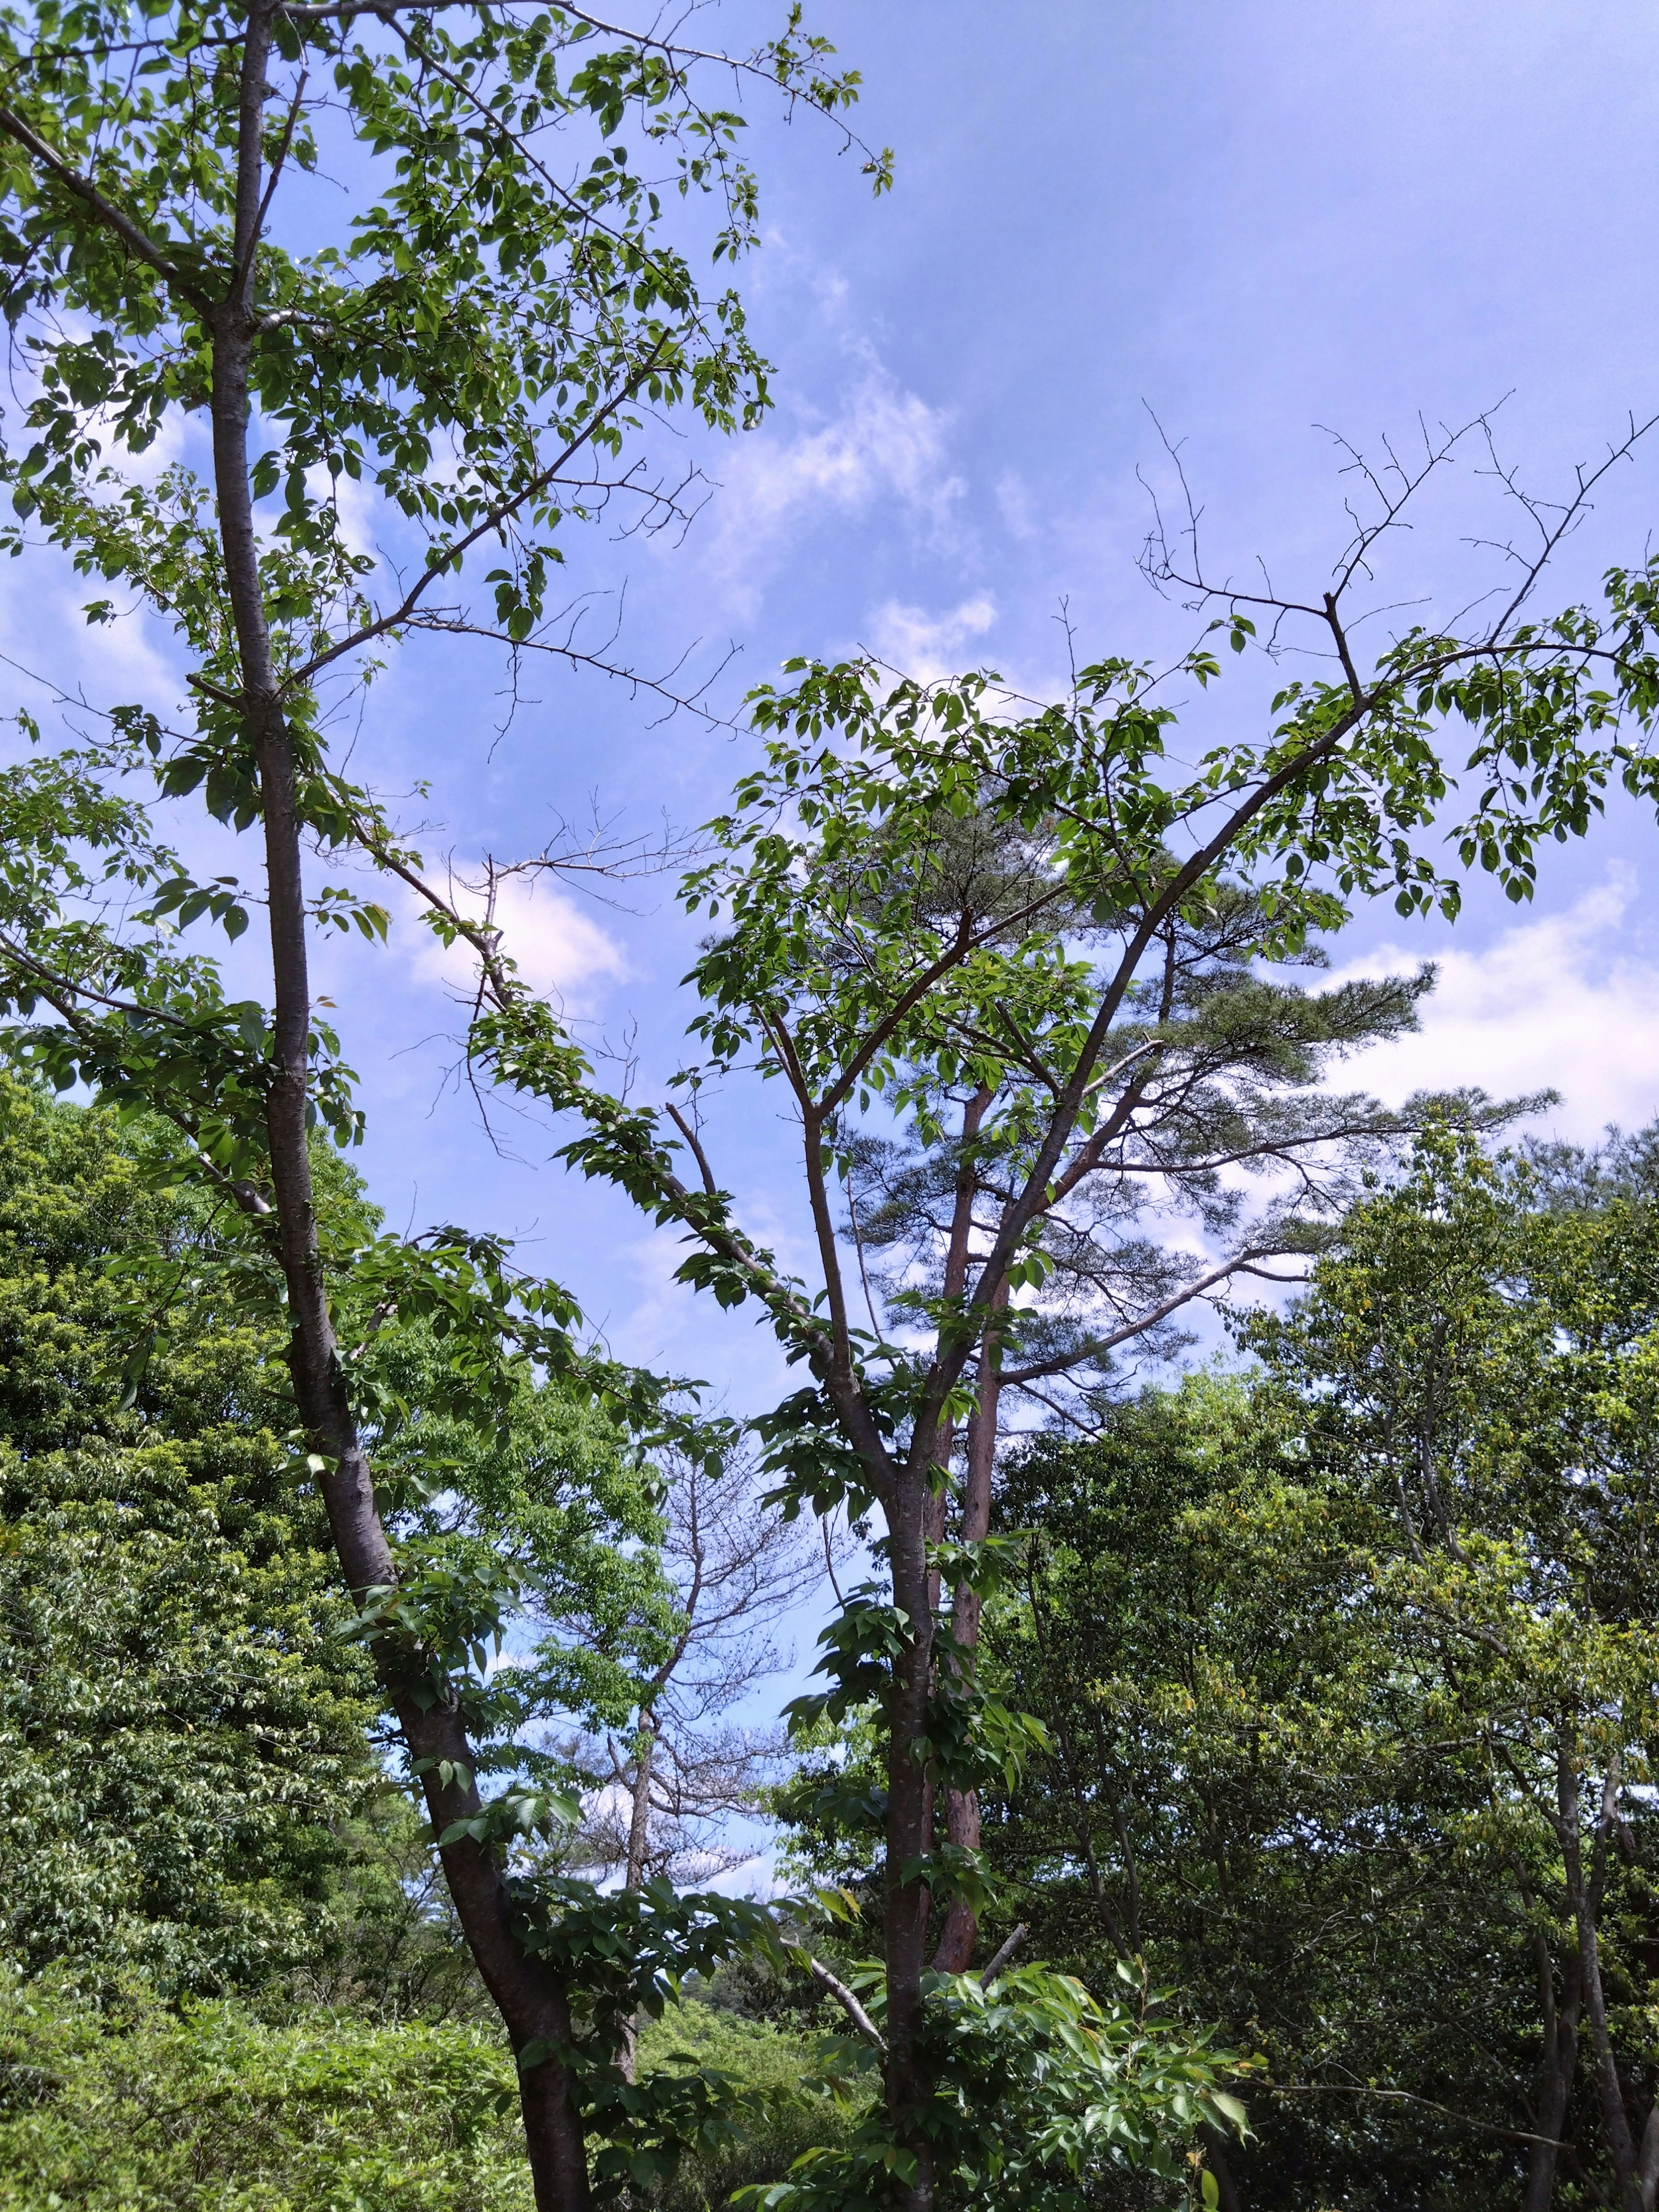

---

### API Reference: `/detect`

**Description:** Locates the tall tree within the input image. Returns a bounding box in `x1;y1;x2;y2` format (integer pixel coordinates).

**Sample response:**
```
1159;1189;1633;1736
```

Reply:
834;842;1506;1984
5;28;1659;2188
0;3;884;2202
464;427;1659;2204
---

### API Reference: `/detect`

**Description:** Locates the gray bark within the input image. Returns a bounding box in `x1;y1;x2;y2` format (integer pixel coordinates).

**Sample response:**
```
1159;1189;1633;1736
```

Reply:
1522;1935;1581;2212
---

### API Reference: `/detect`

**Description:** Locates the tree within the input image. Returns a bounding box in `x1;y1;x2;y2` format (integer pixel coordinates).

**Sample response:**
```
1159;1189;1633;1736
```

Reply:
1247;1127;1659;2210
985;1378;1522;2210
4;28;1659;2185
0;1070;673;2022
983;1127;1659;2209
0;1072;379;1996
458;418;1659;2207
0;3;886;2202
556;1432;823;2086
576;1437;822;1897
833;842;1508;1992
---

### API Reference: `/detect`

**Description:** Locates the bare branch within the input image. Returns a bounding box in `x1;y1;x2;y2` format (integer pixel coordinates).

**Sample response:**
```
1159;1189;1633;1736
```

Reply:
1264;2083;1565;2152
665;1100;719;1197
978;1923;1027;1988
800;1954;887;2053
244;67;308;282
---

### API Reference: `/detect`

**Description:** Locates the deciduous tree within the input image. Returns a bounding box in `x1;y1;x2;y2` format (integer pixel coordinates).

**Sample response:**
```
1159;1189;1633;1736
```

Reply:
985;1126;1659;2208
464;420;1659;2205
0;2;884;2200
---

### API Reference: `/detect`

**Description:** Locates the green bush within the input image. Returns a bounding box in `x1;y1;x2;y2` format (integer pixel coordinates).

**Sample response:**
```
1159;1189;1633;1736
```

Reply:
0;1975;858;2212
633;2002;865;2212
0;1971;532;2211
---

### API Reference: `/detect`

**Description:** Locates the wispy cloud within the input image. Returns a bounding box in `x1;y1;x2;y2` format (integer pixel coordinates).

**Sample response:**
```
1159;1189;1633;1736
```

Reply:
0;571;183;717
1326;874;1659;1140
865;593;997;681
705;359;963;610
401;867;630;1016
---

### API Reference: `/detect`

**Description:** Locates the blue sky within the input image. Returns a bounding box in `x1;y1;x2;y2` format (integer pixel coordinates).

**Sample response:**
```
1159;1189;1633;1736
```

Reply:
9;0;1659;1428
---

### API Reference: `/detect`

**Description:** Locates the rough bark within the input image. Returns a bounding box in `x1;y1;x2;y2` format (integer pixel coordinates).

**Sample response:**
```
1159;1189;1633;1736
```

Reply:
864;1087;987;2203
924;1087;990;1592
615;1716;656;2083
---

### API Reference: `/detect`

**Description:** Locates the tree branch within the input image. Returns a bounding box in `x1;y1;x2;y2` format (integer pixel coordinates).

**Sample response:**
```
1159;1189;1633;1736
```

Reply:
285;343;670;688
978;1923;1027;1988
800;1955;887;2053
1265;2082;1566;2152
664;1100;719;1197
0;104;219;319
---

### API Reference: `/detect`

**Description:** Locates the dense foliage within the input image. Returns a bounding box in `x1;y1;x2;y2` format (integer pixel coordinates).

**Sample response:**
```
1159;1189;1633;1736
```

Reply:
0;1974;853;2212
0;1074;379;1995
0;1074;672;2013
12;1045;1659;2212
979;1127;1659;2209
0;1081;874;2207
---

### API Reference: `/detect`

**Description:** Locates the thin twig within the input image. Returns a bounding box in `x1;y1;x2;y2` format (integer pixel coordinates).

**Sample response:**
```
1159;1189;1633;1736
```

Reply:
1265;2082;1565;2151
286;343;670;689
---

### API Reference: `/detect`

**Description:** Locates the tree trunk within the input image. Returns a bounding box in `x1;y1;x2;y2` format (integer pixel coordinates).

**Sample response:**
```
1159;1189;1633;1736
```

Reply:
1639;2101;1659;2212
1523;1936;1581;2212
1560;1750;1640;2212
885;1452;938;2212
626;1718;656;1891
932;1274;1006;1974
209;13;591;2203
1201;2125;1243;2212
616;1717;657;2082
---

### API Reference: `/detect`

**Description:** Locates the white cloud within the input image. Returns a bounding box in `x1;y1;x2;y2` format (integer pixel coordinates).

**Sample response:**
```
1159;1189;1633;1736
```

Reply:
995;469;1039;542
403;867;629;1015
866;593;997;680
302;461;382;566
1325;874;1659;1141
702;1853;776;1901
706;361;963;607
0;571;182;714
